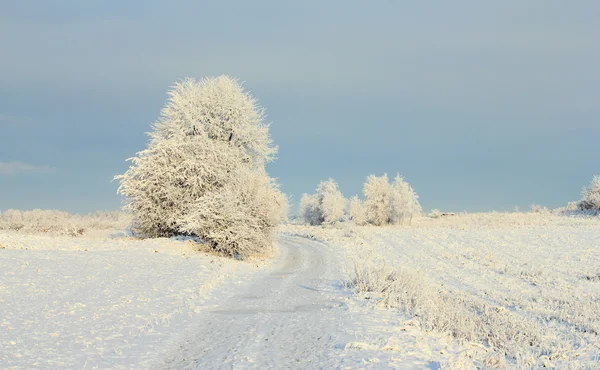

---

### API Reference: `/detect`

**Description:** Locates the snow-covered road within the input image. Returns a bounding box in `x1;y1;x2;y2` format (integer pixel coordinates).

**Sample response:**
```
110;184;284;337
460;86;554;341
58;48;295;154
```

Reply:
156;236;357;369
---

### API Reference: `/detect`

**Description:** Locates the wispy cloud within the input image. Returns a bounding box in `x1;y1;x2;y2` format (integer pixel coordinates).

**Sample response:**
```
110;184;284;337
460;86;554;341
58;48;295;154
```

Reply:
0;161;56;175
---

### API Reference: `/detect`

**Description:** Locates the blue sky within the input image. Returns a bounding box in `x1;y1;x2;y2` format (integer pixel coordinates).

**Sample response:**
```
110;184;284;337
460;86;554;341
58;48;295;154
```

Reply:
1;1;598;213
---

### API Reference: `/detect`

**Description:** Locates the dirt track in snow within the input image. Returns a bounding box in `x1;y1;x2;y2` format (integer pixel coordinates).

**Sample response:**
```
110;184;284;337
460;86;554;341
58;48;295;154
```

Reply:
156;236;357;369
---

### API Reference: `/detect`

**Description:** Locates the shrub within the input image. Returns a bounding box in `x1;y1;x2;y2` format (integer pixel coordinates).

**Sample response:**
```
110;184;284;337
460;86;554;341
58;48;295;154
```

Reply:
348;195;367;226
115;76;286;258
429;209;442;218
0;209;131;236
316;179;346;224
390;174;422;225
579;175;600;211
363;174;392;226
299;179;345;225
529;204;549;214
299;193;320;226
363;173;422;225
177;168;288;258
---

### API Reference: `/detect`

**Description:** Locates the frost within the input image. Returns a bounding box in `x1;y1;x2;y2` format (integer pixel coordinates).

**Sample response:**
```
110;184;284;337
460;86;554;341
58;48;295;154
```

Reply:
299;179;345;225
114;76;287;258
579;175;600;211
363;173;421;226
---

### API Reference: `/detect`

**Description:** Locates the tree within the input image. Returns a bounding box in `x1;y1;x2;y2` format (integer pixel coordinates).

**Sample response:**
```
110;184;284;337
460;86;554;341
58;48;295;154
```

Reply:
348;195;367;226
390;174;422;225
579;175;600;211
115;76;287;258
299;193;320;226
363;173;421;226
299;178;345;225
316;179;346;224
177;167;288;258
363;174;392;226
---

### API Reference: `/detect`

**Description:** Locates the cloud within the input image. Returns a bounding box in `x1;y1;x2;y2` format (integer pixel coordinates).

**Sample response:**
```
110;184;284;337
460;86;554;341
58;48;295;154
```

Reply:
0;161;56;175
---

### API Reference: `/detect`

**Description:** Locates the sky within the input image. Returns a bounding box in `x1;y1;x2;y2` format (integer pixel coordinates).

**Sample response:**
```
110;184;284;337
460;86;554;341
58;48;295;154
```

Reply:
0;0;599;214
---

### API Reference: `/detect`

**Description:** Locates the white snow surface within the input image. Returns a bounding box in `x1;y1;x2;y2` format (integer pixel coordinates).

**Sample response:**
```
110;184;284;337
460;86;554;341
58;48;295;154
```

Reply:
1;230;460;369
0;231;262;369
2;213;600;369
283;213;600;368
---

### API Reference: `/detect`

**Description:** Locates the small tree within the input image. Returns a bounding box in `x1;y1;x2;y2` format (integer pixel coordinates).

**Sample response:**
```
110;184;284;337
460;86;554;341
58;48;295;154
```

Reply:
348;195;367;226
363;173;421;226
363;174;392;226
299;193;320;226
299;178;345;225
390;174;422;225
579;175;600;211
316;179;346;224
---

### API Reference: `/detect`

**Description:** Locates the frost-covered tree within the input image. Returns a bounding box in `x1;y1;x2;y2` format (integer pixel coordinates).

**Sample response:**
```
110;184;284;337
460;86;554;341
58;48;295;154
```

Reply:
363;173;421;226
115;76;286;258
152;77;276;164
348;195;367;226
363;174;392;226
299;193;320;226
579;175;600;211
390;174;422;225
177;167;288;258
316;179;346;224
299;178;345;225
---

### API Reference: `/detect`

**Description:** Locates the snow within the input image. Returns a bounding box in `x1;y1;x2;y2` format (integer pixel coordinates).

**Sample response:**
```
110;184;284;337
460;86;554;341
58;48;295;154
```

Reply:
283;213;600;368
2;213;599;368
153;235;459;369
0;231;261;368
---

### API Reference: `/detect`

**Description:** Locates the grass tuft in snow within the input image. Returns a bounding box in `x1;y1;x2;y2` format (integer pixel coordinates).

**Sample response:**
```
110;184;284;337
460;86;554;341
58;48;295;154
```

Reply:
0;209;132;236
346;261;568;367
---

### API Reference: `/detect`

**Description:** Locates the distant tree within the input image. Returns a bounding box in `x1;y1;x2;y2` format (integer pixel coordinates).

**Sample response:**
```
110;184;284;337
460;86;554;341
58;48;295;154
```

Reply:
115;76;287;258
428;209;442;218
300;178;345;225
363;173;421;226
579;175;600;211
316;179;346;224
299;193;320;226
390;174;422;225
363;174;392;226
348;195;367;226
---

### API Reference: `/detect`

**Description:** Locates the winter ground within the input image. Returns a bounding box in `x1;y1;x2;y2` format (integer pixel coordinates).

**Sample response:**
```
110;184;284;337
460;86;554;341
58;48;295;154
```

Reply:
1;213;599;369
0;231;262;369
284;213;600;368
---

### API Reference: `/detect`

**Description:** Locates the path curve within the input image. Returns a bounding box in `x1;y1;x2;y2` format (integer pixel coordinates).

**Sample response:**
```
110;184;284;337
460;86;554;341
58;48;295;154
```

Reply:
155;235;352;369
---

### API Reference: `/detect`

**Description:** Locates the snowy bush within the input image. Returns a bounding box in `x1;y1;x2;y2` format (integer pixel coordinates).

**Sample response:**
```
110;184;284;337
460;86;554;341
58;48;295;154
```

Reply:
363;174;392;226
363;173;421;226
579;175;600;211
115;76;287;258
390;174;422;225
429;209;442;218
299;179;345;225
299;193;320;226
566;201;578;212
177;168;288;258
0;209;131;236
316;179;346;224
529;204;549;214
348;195;367;226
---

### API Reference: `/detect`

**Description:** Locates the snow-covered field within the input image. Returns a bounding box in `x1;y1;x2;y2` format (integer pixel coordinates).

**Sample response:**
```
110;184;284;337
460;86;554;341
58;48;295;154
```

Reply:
283;213;600;368
2;213;599;369
0;230;262;369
